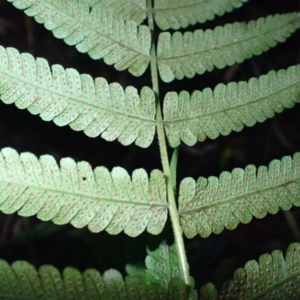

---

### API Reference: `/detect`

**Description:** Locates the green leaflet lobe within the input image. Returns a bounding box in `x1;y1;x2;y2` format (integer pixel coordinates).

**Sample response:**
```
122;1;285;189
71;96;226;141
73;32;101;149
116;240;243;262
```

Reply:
163;65;300;147
0;260;170;299
153;0;248;30
9;0;151;76
157;13;300;82
87;0;147;25
200;243;300;299
145;242;197;298
145;242;183;290
0;46;156;148
179;153;300;238
0;148;168;237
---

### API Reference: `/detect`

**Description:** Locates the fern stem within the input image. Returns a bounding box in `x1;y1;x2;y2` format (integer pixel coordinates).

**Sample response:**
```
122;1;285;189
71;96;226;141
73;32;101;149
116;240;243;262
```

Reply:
147;0;190;285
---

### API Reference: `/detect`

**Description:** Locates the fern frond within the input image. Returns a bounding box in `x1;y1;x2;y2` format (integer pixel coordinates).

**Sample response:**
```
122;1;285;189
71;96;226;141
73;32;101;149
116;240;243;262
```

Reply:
157;13;300;82
179;153;300;238
0;252;197;299
0;260;172;299
199;283;218;300
201;243;300;299
146;242;185;290
163;65;300;147
9;0;151;76
153;0;248;30
0;147;168;237
145;242;197;298
88;0;147;25
0;46;156;148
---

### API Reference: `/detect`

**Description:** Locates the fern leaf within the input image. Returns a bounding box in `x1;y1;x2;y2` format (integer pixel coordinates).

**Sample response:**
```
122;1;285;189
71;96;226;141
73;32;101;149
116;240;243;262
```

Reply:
146;242;186;290
163;65;300;147
0;260;171;299
153;0;248;30
0;258;197;299
88;0;147;25
0;46;156;148
199;283;218;300
9;0;151;76
178;153;300;238
167;278;198;300
145;242;197;299
157;13;300;82
0;147;168;237
201;243;300;299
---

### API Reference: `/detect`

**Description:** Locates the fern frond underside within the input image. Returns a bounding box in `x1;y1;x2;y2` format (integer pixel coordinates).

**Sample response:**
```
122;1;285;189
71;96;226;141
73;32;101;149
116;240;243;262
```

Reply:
201;243;300;299
157;13;300;82
0;148;168;237
179;153;300;238
144;242;197;298
9;0;151;76
0;260;193;299
89;0;147;25
0;46;156;148
145;242;183;290
153;0;248;30
163;65;300;147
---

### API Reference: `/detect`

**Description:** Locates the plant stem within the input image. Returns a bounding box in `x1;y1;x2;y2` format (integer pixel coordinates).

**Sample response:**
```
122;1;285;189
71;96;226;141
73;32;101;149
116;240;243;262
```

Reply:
147;0;190;285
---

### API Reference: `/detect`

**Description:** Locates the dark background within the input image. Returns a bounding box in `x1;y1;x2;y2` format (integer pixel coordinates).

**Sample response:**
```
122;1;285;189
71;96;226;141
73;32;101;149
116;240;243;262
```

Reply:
0;0;300;292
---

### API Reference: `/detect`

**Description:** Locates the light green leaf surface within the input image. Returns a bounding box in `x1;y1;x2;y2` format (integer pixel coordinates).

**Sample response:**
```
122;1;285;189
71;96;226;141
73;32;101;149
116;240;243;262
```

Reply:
126;245;197;299
145;242;183;290
0;260;170;299
9;0;151;76
201;243;300;299
153;0;248;30
163;65;300;147
199;283;218;300
0;147;168;237
87;0;147;25
179;153;300;238
157;13;300;82
145;242;197;299
0;46;156;148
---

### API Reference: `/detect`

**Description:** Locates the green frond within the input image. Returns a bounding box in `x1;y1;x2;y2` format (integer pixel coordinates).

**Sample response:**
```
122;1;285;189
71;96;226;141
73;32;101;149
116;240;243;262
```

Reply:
167;278;198;300
178;153;300;238
145;242;197;298
87;0;147;25
153;0;248;30
8;0;151;76
0;147;168;237
0;254;197;299
0;260;171;299
157;13;300;82
0;46;156;148
145;242;184;290
201;243;300;299
163;65;300;147
199;283;218;300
